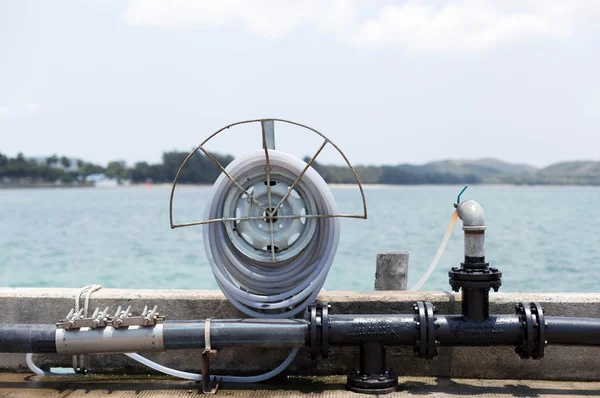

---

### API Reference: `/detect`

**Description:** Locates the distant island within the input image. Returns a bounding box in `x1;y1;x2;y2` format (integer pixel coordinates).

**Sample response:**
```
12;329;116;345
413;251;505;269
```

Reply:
1;151;600;187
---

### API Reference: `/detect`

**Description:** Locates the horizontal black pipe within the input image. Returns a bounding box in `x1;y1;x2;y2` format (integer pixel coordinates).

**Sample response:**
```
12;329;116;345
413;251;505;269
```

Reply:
436;315;522;346
164;319;309;350
0;324;56;353
328;314;416;345
546;317;600;346
1;314;600;354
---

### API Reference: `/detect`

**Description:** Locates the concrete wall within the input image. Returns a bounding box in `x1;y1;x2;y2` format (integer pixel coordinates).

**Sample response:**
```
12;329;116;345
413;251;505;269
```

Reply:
0;288;599;380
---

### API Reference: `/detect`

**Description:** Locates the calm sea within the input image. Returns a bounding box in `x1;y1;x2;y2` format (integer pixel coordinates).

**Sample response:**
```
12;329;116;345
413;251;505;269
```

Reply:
1;185;598;292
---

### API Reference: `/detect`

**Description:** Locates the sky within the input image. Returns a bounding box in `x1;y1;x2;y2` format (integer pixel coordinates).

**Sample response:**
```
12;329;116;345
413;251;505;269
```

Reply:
1;0;599;168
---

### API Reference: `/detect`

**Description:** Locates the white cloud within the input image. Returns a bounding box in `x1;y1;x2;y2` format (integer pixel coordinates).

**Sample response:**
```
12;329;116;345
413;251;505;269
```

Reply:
121;0;600;53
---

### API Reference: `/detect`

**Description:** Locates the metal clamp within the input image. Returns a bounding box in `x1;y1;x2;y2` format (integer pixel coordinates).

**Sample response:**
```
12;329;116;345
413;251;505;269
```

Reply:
57;305;164;330
60;307;111;330
111;305;165;328
201;318;220;394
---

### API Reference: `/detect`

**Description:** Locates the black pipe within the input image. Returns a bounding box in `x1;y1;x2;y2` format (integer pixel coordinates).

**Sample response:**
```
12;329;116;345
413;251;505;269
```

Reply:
359;341;386;374
462;288;490;322
327;314;416;345
436;315;522;346
1;314;600;354
545;317;600;346
0;324;56;353
346;341;398;394
163;319;309;350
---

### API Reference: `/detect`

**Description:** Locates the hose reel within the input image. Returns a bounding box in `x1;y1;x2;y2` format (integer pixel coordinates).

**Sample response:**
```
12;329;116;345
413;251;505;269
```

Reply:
170;119;367;318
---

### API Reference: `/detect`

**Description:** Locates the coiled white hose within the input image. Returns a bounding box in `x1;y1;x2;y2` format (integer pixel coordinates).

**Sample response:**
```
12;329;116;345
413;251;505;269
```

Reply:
204;150;340;318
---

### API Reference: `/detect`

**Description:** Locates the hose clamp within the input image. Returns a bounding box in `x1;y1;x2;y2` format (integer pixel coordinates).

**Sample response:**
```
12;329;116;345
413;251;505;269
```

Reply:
204;318;212;353
201;318;220;394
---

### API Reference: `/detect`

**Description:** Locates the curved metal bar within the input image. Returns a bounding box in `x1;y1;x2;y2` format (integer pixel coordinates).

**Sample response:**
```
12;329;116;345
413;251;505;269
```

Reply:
169;118;368;229
271;139;328;216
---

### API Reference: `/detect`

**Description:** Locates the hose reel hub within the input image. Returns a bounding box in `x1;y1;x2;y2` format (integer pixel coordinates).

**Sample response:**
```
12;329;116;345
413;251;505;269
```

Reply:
222;165;318;263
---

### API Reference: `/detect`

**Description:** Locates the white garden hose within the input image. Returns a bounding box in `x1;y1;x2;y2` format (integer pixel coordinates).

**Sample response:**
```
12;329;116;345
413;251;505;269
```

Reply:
410;210;459;291
125;348;299;383
26;353;76;376
204;150;340;318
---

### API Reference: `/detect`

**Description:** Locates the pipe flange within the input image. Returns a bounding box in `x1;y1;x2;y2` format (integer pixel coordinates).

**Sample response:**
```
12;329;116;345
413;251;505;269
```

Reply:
530;302;547;360
413;302;427;359
346;370;398;395
309;303;318;360
424;302;438;359
308;301;330;360
448;266;502;293
515;302;534;359
320;302;330;359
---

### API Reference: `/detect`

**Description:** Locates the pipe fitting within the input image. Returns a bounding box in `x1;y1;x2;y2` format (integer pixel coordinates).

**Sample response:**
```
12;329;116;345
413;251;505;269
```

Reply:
456;200;486;231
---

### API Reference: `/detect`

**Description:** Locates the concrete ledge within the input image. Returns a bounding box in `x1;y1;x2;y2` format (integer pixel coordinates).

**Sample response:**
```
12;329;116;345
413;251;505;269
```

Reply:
0;288;599;380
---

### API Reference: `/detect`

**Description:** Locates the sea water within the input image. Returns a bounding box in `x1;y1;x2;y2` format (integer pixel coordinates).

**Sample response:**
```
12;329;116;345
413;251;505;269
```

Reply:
1;185;598;292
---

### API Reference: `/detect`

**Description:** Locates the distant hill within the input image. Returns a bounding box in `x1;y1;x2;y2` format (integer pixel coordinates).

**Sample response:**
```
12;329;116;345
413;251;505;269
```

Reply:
531;161;600;185
423;158;537;179
429;158;536;174
311;157;541;185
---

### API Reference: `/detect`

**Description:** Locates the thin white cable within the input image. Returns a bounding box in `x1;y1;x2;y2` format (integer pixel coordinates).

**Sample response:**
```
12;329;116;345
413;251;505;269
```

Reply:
125;348;299;383
410;211;458;291
73;284;102;371
26;353;76;376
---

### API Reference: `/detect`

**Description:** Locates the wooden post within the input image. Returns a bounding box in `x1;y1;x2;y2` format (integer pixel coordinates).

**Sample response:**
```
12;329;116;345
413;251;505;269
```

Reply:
375;252;409;291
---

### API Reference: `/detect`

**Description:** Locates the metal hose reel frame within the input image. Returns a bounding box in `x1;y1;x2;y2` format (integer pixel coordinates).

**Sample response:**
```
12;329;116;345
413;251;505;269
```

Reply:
169;118;368;230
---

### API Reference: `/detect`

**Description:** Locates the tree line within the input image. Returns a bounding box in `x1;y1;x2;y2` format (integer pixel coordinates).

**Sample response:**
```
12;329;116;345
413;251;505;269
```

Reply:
1;150;485;185
0;151;234;184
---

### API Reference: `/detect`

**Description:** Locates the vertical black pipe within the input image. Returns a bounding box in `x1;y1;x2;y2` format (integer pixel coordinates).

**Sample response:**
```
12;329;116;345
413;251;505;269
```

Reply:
462;288;490;322
360;341;386;375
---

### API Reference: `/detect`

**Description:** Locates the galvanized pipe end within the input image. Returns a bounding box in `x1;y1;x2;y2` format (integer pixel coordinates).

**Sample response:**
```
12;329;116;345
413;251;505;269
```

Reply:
456;200;486;231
